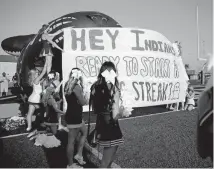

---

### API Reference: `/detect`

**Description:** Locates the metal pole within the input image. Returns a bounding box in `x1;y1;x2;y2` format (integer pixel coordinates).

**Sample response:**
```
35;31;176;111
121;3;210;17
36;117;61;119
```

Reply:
196;6;205;85
197;6;200;60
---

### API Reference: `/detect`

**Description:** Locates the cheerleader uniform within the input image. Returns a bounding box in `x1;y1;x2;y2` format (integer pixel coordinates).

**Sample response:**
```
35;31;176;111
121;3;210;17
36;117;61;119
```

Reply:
28;83;43;105
39;40;53;57
39;39;54;73
65;84;87;128
44;97;59;126
92;84;124;147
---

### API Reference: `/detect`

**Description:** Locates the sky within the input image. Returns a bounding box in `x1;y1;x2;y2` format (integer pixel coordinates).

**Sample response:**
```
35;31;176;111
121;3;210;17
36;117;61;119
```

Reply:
0;0;212;71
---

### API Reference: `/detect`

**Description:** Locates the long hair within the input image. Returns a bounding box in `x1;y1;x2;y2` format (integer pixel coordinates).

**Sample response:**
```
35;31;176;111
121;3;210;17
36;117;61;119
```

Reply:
64;68;82;96
28;69;38;86
42;87;55;107
92;61;121;113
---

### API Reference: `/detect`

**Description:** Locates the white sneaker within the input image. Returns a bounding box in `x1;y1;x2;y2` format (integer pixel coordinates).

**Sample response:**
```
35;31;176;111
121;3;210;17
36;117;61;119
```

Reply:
74;155;86;165
27;129;37;138
67;163;83;168
26;127;32;132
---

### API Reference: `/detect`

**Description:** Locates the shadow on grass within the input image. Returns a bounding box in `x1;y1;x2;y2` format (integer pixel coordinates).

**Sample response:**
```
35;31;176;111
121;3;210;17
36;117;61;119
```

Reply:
0;129;97;168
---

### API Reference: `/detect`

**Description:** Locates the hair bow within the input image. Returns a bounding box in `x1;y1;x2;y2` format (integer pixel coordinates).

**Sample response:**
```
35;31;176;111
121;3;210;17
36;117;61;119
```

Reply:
71;69;82;79
48;73;55;79
101;69;117;84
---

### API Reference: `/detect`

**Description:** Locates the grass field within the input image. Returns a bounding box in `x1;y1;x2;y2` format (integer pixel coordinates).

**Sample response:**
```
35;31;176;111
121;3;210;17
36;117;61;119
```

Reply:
0;109;213;168
114;109;212;168
0;82;211;168
0;104;168;137
0;133;96;168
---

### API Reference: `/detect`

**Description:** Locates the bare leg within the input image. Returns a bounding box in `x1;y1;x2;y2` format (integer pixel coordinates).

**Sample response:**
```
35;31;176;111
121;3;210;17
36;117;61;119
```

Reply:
174;103;179;111
76;122;87;157
57;115;63;129
100;146;118;168
108;145;119;168
50;125;57;135
67;128;80;166
184;103;188;110
181;102;184;110
74;123;87;165
27;104;36;131
46;56;52;74
57;114;68;132
170;104;174;110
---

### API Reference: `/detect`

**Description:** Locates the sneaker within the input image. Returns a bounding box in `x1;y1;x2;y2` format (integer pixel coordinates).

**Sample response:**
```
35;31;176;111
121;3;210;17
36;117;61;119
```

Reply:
26;127;32;132
74;155;86;165
29;134;38;141
67;163;83;168
27;129;38;138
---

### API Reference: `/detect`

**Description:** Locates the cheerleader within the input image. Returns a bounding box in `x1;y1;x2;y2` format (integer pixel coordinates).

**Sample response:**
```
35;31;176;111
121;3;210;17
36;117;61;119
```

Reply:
64;68;88;168
26;67;46;131
39;28;64;75
42;71;65;131
42;85;65;135
90;61;124;168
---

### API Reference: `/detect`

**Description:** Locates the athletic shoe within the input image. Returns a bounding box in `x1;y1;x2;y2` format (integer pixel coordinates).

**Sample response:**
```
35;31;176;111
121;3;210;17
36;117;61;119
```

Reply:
67;163;83;168
74;155;86;165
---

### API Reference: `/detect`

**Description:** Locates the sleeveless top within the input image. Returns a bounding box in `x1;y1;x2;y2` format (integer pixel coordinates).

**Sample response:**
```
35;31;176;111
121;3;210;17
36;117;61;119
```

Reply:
28;83;43;103
44;98;58;124
91;83;120;124
65;85;84;125
91;83;112;114
40;39;53;57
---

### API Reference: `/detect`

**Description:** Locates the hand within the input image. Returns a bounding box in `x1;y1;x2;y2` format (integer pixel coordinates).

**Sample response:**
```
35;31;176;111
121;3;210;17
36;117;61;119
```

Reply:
60;111;66;114
79;75;84;83
113;113;121;121
43;89;47;94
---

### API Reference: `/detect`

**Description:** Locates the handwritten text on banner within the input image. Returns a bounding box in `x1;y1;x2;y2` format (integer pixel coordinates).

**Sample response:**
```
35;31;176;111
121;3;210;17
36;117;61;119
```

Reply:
62;28;189;108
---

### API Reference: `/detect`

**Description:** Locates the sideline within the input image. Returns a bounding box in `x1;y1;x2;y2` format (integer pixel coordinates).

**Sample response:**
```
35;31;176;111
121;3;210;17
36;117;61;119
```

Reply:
0;109;188;168
120;110;176;121
0;110;182;139
0;132;28;139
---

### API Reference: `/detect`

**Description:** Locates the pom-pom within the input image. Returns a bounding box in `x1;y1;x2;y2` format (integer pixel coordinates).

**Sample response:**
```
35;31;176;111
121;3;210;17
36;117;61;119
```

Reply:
119;106;133;118
2;116;26;131
34;134;61;148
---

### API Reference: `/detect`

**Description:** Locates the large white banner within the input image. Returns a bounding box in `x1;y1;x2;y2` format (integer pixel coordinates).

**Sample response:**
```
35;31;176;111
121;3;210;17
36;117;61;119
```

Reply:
62;28;189;109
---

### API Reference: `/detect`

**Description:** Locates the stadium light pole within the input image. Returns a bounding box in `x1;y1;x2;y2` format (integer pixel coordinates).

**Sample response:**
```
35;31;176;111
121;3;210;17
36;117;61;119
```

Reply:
196;6;207;62
196;5;207;85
